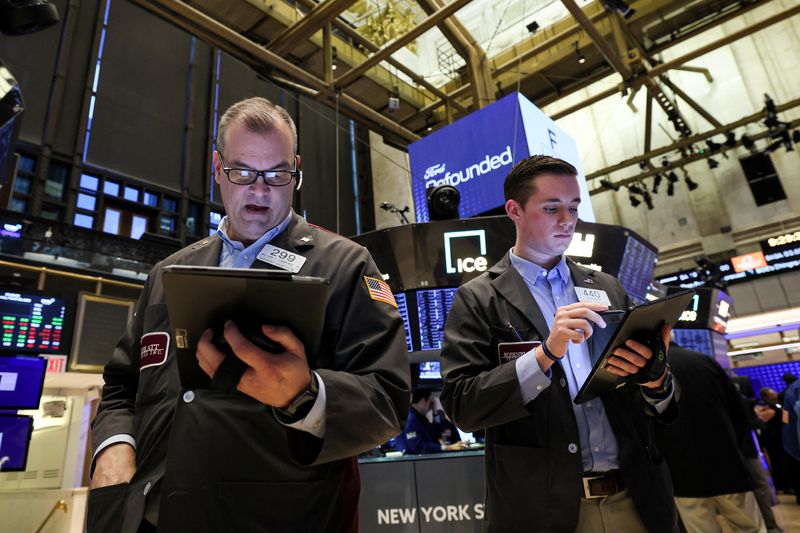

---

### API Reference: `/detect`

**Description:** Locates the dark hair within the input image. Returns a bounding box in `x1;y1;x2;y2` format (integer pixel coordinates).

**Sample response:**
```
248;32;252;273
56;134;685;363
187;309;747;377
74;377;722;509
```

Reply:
784;373;797;385
412;387;433;404
504;155;578;204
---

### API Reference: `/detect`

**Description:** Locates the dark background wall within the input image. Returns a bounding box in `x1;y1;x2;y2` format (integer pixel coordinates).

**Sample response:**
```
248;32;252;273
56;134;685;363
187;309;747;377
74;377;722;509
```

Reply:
0;0;366;242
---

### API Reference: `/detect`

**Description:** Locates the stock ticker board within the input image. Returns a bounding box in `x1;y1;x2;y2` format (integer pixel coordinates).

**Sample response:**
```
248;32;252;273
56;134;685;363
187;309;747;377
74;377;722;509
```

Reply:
0;292;66;353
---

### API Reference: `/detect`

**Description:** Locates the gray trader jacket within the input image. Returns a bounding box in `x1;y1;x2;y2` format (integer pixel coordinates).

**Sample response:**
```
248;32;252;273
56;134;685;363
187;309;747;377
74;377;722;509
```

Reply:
90;211;411;533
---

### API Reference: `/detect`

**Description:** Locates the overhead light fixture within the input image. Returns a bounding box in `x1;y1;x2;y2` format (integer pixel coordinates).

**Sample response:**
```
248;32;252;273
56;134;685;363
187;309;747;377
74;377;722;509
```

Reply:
599;178;619;191
666;171;679;183
638;160;649;171
706;139;722;153
628;183;645;196
652;173;662;194
643;190;654;210
388;86;400;111
793;130;800;143
628;192;641;207
331;46;338;71
602;0;635;19
573;42;586;64
741;134;755;150
526;20;539;34
684;172;699;191
660;156;670;168
724;131;737;148
708;158;719;169
666;182;675;196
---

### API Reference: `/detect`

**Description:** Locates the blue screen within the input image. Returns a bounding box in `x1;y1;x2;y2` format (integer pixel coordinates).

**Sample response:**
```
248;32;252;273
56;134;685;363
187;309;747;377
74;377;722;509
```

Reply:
735;361;800;397
0;415;33;471
0;355;46;409
419;361;441;380
394;293;413;353
416;288;458;351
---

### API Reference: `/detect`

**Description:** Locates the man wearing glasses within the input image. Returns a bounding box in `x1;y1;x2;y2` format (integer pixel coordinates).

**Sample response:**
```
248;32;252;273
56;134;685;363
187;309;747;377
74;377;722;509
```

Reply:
88;97;410;532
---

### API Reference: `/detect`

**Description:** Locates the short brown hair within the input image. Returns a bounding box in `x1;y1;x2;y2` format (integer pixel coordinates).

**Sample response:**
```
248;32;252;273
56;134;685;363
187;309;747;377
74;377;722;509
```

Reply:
504;155;577;204
216;97;298;155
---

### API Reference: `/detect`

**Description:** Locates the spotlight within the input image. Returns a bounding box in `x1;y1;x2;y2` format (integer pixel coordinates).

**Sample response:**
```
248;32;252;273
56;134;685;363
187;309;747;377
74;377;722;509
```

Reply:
724;132;737;148
741;134;755;150
666;171;679;183
388;95;400;111
705;139;722;153
643;190;654;210
628;183;645;196
638;160;650;171
602;0;635;19
666;182;675;196
793;131;800;143
652;173;662;194
0;0;59;35
526;20;539;34
766;139;782;153
660;156;670;168
684;173;699;191
573;42;586;64
599;178;619;192
628;193;641;207
331;47;338;71
708;158;719;169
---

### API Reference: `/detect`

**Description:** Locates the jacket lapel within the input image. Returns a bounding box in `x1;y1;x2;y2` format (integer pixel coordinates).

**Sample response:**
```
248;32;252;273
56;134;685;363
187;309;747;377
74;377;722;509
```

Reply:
252;211;316;270
489;253;550;338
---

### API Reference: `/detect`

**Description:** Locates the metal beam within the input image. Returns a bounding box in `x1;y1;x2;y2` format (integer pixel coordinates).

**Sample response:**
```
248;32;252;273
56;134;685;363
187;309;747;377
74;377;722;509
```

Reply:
643;89;653;153
550;86;621;120
660;76;722;129
648;2;800;78
586;96;800;181
592;116;800;195
283;0;467;115
148;0;419;143
560;0;633;81
269;0;356;56
335;0;471;89
416;0;494;109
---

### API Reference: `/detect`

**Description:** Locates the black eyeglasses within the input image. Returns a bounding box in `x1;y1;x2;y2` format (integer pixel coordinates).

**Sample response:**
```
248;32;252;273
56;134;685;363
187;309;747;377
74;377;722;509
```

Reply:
217;152;302;187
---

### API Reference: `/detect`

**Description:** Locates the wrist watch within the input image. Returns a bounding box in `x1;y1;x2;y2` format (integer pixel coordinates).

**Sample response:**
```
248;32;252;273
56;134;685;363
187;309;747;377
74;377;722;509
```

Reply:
276;372;319;421
645;366;672;396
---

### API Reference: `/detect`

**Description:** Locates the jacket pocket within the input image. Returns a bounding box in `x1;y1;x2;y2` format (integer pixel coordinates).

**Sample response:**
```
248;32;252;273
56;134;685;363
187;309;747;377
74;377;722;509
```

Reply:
86;482;128;533
218;480;329;532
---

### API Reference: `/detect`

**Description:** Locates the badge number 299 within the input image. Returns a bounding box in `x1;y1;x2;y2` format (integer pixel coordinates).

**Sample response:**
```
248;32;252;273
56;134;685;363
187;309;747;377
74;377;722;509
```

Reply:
257;244;307;273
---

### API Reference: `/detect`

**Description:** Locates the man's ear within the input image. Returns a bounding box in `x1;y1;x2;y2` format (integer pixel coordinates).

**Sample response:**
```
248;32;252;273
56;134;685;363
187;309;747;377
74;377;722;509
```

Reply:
505;199;521;222
212;151;222;185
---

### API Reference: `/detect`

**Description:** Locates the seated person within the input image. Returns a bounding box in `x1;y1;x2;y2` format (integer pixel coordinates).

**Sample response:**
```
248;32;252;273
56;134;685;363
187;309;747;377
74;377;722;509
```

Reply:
401;388;468;454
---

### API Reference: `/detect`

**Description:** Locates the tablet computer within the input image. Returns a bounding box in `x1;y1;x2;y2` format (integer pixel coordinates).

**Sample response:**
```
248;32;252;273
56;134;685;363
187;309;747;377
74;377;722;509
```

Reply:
574;290;695;404
162;265;331;389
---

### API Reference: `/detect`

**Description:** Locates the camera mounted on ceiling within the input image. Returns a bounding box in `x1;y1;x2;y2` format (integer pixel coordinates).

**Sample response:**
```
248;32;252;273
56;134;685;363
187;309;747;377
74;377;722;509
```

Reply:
0;0;59;36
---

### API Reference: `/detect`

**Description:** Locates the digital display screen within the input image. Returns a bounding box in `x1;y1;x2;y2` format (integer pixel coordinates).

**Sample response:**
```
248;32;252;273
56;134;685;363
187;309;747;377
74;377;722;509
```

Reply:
0;355;46;409
0;292;66;353
0;415;33;472
394;293;413;353
416;288;458;351
419;361;441;380
616;236;658;304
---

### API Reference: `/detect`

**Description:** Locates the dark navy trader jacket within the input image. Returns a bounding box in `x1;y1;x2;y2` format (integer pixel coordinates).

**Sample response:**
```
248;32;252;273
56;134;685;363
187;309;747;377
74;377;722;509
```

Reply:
440;254;680;533
89;211;411;533
401;408;443;454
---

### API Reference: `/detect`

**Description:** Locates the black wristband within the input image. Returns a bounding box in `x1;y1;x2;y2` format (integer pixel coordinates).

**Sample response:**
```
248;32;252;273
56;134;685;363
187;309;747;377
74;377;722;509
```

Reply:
541;341;563;362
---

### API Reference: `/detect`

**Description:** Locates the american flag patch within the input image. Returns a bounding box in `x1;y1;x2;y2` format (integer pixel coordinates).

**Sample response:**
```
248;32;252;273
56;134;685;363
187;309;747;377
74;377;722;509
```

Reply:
364;276;397;308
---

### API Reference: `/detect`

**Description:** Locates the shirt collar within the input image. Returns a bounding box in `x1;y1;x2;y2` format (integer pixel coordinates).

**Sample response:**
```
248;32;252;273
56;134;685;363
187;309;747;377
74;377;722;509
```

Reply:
509;249;570;287
216;211;293;253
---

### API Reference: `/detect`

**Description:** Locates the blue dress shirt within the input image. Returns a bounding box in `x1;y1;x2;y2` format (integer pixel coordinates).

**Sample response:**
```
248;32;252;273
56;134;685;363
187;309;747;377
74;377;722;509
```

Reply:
510;251;619;471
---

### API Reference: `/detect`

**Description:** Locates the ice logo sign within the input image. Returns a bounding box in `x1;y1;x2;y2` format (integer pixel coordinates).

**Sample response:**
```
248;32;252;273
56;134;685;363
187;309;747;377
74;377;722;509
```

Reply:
444;230;488;274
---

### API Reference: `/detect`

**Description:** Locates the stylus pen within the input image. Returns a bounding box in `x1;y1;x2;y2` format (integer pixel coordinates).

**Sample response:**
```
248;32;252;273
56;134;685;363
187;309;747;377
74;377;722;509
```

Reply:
507;321;524;341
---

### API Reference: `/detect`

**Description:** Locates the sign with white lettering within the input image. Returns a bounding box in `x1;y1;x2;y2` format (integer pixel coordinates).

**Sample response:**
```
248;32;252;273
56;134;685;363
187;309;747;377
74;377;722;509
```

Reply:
360;454;485;532
409;92;594;223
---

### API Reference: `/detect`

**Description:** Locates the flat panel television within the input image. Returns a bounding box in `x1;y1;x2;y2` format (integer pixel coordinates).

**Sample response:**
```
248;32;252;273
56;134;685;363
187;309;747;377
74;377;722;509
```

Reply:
0;291;67;354
0;355;46;409
0;415;33;472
